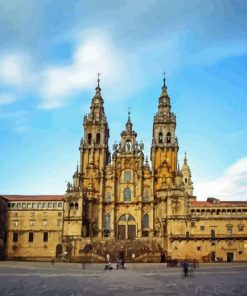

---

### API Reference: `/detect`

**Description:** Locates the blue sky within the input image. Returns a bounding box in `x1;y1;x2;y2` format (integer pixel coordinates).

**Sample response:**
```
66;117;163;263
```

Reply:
0;0;247;200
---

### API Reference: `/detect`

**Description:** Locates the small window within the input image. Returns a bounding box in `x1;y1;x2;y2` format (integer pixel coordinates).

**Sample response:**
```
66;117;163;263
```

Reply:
75;202;79;210
43;220;48;226
58;212;62;217
53;202;57;208
28;232;34;242
43;212;48;217
43;203;48;208
96;133;100;145
227;226;232;236
58;202;63;208
57;220;62;227
30;220;35;227
17;203;21;208
123;188;131;202
27;203;32;208
197;246;201;251
22;203;27;208
13;232;18;243
43;232;48;242
32;203;37;209
143;191;149;202
13;212;18;217
185;178;187;184
126;140;132;152
70;202;74;209
37;203;42;209
13;221;18;227
124;171;131;182
105;192;111;202
8;203;11;208
48;203;52;209
211;229;216;239
143;214;149;228
158;132;163;144
191;222;195;227
88;133;92;144
238;224;244;232
186;231;190;239
104;214;111;229
200;225;205;231
166;132;171;144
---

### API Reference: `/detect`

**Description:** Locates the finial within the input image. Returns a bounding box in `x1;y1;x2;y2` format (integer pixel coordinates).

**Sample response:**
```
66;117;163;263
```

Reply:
145;155;149;165
177;160;180;171
184;152;187;164
97;72;101;87
128;107;131;121
163;71;167;88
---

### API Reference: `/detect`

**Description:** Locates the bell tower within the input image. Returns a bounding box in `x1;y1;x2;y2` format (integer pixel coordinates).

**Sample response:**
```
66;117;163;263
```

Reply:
151;75;179;175
79;75;110;237
80;75;110;174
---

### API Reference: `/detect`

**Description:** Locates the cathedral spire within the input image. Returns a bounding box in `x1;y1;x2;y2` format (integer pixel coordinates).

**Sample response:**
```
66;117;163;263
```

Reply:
184;152;187;165
94;73;102;98
158;73;171;114
125;109;133;133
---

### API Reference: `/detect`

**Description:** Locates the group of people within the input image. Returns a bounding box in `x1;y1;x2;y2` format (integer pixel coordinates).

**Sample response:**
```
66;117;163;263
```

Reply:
105;257;125;270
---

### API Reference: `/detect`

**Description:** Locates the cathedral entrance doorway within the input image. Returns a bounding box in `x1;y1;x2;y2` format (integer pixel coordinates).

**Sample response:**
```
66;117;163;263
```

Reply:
117;214;136;240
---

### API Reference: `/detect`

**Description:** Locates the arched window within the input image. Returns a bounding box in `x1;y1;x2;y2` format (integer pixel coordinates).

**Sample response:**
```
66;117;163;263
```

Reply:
128;215;135;222
119;214;126;222
104;214;111;228
96;133;100;144
166;132;171;144
143;214;149;227
143;191;149;202
105;192;111;202
69;202;74;209
123;188;131;202
185;178;187;183
75;202;78;210
158;132;163;144
88;133;92;144
124;171;131;182
126;140;132;152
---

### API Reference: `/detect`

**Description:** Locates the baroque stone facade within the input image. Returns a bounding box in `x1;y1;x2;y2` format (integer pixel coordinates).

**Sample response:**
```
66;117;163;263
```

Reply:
0;77;247;262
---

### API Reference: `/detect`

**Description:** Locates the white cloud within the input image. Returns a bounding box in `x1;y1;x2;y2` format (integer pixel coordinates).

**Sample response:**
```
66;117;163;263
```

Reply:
0;92;17;105
194;157;247;201
39;31;127;109
0;52;34;87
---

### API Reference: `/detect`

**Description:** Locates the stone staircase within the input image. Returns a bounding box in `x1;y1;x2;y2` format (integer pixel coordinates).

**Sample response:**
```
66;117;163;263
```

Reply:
80;238;163;263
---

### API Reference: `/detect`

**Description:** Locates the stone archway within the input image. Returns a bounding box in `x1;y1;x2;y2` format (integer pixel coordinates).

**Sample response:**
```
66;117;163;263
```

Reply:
118;214;136;240
56;244;63;258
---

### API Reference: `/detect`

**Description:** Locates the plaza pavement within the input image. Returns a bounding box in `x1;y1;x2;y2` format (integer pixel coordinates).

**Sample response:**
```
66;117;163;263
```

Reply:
0;261;247;296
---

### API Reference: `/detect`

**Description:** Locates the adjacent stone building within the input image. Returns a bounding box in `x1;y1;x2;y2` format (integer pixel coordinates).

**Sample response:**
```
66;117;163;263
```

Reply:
1;77;246;262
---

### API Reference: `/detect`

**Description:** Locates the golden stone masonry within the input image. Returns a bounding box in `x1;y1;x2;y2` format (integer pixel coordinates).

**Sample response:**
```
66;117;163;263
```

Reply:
0;77;247;263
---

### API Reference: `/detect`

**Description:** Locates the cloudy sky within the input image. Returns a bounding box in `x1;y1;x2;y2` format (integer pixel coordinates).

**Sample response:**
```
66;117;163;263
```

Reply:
0;0;246;200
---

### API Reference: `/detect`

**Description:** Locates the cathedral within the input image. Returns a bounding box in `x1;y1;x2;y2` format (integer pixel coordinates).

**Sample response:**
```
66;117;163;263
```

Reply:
0;77;247;263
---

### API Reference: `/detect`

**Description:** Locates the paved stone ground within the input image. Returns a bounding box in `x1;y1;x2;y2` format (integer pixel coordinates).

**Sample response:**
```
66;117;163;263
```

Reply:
0;261;247;296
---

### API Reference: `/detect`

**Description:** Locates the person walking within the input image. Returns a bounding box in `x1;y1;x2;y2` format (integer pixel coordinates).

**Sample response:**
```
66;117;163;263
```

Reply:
182;260;189;277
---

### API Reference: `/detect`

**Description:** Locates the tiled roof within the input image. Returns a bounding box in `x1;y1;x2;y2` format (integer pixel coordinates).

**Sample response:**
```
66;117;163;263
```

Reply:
190;200;247;207
1;195;64;201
